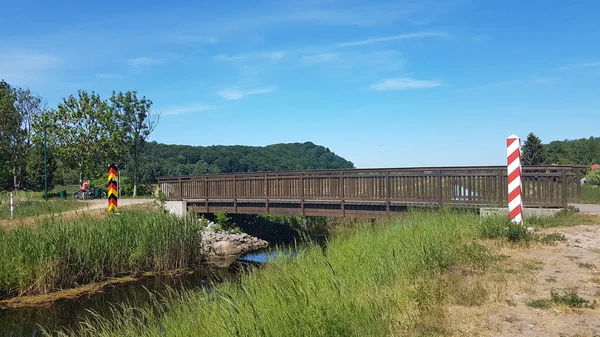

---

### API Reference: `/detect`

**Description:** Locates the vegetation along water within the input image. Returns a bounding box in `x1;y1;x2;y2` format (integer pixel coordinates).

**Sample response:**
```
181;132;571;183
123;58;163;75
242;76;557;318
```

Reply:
33;209;587;337
0;211;204;299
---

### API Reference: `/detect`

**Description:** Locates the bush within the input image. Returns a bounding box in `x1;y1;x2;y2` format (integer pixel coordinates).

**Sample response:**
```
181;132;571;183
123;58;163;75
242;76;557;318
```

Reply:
586;169;600;186
214;211;241;233
479;216;533;243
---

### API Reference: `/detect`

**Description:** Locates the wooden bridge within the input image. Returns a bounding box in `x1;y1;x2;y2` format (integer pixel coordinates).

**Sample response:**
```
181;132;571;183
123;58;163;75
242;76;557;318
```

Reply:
158;166;584;219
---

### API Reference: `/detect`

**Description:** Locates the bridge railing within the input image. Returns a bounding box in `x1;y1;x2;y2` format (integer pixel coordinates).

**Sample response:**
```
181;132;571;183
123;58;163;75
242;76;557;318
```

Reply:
158;166;584;208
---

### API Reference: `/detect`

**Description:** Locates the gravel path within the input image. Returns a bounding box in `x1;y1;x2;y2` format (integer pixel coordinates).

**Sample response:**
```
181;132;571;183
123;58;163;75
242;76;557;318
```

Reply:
78;198;155;210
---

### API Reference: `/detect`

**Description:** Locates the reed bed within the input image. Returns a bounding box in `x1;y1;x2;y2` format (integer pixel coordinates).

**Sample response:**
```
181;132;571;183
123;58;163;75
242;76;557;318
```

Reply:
0;212;203;298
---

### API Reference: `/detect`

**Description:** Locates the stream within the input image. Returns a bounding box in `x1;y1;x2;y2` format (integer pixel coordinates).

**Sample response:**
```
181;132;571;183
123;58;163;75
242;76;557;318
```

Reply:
0;250;282;336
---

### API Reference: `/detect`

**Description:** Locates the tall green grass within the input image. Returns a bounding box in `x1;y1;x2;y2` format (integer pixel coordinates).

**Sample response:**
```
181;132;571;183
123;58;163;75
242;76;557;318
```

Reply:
59;211;497;337
582;185;600;204
0;191;81;219
0;212;204;298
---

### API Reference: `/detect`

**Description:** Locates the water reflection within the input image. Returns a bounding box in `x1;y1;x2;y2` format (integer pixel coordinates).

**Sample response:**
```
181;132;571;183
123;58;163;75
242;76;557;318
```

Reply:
0;249;295;336
0;263;244;336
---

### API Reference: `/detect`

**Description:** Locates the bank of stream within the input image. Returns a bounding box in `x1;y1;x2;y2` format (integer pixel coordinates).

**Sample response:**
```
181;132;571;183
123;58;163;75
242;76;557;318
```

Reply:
0;249;289;336
0;212;330;335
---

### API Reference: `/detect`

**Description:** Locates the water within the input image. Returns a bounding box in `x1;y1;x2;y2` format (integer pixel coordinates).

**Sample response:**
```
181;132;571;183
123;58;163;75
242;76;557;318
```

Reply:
0;251;280;336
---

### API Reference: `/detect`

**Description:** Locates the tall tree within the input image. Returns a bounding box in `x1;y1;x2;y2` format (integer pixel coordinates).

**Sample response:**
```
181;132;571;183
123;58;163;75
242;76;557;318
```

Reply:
522;133;546;166
0;80;23;190
110;91;159;197
14;88;47;189
48;91;122;184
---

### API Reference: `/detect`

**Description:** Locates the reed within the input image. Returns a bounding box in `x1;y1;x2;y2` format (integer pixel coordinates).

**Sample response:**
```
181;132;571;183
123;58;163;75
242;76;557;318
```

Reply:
60;210;498;336
0;212;203;298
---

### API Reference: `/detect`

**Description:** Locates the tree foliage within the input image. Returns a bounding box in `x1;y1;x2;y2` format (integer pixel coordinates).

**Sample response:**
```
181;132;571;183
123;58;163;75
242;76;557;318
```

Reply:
136;141;354;183
545;137;600;165
48;91;122;184
110;91;159;196
0;80;22;190
586;169;600;186
522;132;546;165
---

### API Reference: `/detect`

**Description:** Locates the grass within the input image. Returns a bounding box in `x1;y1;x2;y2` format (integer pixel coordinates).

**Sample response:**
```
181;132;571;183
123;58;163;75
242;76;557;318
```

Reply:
528;289;596;309
538;232;566;244
0;191;81;219
0;212;204;298
0;208;570;336
578;262;596;270
52;210;543;337
582;185;600;204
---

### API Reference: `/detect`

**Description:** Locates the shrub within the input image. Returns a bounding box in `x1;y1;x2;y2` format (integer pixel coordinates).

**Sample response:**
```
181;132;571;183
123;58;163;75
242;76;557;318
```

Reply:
586;169;600;186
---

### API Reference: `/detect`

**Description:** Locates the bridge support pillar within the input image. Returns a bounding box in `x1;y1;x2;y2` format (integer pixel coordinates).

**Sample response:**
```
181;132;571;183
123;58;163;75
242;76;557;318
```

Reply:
164;200;187;218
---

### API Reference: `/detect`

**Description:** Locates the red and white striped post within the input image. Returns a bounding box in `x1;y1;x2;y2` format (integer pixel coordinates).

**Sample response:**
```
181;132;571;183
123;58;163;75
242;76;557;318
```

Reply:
507;134;523;223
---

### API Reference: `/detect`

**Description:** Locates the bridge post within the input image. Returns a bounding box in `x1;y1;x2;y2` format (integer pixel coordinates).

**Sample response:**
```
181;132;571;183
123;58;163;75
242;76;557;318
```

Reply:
300;173;305;216
437;170;444;207
561;169;568;208
341;175;345;218
386;171;390;218
204;177;209;213
264;173;270;214
233;175;237;214
178;178;182;200
497;169;504;207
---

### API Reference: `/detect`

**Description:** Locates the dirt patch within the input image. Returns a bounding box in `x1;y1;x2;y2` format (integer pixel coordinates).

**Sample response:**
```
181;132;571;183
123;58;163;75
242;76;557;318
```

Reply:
448;221;600;336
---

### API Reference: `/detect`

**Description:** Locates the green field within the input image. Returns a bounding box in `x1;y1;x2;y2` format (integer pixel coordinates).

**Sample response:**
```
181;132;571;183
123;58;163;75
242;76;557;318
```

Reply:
0;192;81;219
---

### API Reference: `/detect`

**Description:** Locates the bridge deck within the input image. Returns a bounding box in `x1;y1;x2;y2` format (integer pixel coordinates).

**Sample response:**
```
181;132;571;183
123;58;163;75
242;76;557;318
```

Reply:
158;166;584;219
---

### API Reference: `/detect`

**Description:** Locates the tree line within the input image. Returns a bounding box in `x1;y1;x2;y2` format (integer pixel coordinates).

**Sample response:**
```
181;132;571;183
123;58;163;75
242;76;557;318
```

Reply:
0;79;158;196
521;133;600;167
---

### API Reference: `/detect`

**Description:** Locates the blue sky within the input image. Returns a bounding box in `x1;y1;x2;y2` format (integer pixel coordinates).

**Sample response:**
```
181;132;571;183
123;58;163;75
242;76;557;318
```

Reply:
1;0;599;168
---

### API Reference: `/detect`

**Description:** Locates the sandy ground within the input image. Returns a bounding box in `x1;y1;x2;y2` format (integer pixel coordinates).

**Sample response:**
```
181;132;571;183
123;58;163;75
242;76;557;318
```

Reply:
449;220;600;337
78;198;155;210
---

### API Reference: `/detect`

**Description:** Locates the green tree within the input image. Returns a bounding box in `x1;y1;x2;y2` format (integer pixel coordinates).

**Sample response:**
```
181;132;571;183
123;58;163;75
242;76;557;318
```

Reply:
48;91;123;184
14;88;47;189
110;91;159;197
0;80;22;190
522;133;546;165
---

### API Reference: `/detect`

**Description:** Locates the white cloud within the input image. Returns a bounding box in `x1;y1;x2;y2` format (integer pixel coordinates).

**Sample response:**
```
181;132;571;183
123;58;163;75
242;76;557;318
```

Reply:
369;77;443;91
0;50;62;85
163;104;214;116
301;52;339;64
96;73;123;79
217;86;277;100
558;61;600;70
128;57;164;68
335;32;452;48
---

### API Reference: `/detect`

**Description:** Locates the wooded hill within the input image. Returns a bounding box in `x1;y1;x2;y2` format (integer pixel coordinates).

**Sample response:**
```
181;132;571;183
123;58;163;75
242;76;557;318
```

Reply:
136;141;355;182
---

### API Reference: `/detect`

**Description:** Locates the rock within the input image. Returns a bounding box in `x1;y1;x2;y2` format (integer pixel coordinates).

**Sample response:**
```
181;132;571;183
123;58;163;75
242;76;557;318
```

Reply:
212;241;243;256
208;255;239;268
199;226;269;259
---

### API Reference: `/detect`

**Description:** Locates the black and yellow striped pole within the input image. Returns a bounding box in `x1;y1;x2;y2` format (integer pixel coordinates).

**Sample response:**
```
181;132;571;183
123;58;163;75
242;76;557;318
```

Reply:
108;163;118;212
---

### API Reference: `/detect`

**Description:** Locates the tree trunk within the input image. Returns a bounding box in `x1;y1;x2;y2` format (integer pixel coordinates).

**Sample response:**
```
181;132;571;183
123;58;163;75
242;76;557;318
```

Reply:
13;166;17;190
132;168;137;197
